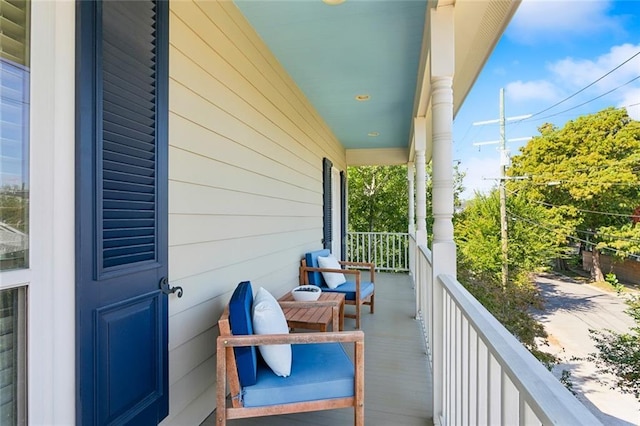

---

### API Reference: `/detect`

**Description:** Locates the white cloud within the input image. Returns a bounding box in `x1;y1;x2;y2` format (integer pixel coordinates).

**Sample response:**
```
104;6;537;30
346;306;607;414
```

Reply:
506;80;559;103
545;43;640;112
618;87;640;120
549;43;640;91
507;0;623;45
505;44;640;113
461;156;500;200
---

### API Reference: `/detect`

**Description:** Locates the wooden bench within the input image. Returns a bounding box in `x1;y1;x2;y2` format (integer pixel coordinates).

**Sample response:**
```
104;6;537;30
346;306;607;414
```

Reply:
300;249;375;329
215;282;365;425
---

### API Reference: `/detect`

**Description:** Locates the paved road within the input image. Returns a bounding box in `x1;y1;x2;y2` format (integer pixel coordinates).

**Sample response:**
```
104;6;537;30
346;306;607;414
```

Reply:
532;273;640;426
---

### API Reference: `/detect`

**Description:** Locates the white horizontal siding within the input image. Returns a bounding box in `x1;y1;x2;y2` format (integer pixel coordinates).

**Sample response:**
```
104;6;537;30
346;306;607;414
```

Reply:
163;1;345;424
169;147;318;206
170;113;318;189
170;215;318;248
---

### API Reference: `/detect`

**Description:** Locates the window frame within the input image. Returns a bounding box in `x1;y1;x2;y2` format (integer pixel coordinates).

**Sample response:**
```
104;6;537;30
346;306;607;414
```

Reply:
0;0;31;272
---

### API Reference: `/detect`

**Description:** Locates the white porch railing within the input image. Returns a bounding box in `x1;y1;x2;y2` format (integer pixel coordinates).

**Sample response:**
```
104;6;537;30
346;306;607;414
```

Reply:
410;235;602;425
347;232;409;272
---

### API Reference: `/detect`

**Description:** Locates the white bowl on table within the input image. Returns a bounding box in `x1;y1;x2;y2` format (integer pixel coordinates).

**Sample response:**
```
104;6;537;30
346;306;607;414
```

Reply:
291;285;322;301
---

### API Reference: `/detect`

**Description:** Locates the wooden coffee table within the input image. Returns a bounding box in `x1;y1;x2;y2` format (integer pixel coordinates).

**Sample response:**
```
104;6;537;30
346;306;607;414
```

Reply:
278;292;345;332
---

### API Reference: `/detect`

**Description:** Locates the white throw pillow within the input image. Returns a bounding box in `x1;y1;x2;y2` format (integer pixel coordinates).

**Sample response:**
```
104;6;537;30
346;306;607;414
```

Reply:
317;255;347;289
251;287;292;377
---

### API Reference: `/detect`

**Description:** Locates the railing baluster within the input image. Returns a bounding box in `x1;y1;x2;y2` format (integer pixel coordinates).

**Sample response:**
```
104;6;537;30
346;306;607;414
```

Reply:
346;232;410;272
477;339;489;424
392;233;395;269
454;309;462;426
502;371;519;425
469;328;478;425
411;246;600;426
461;316;469;426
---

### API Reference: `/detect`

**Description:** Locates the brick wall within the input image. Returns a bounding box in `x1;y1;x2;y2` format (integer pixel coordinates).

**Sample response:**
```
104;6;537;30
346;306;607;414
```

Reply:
582;251;640;285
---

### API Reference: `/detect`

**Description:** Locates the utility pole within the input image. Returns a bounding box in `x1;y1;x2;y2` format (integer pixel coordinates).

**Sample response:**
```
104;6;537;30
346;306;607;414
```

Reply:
473;88;531;289
498;88;508;290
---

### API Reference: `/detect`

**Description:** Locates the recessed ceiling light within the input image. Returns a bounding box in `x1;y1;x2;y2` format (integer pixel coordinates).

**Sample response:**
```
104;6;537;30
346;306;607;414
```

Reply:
355;94;370;101
323;0;346;5
368;132;379;137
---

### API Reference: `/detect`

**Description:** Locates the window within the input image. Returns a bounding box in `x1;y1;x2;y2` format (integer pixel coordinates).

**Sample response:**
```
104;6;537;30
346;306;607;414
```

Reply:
0;287;26;425
0;1;30;424
0;0;30;271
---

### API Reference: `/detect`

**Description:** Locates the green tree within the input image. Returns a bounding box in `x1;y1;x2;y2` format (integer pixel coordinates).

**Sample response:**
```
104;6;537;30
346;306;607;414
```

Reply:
348;165;408;232
454;190;562;364
588;295;640;401
348;163;465;234
425;163;466;245
456;190;563;281
508;108;640;281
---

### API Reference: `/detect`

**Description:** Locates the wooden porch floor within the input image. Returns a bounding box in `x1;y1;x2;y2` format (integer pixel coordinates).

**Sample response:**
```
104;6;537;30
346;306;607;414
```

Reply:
202;273;433;426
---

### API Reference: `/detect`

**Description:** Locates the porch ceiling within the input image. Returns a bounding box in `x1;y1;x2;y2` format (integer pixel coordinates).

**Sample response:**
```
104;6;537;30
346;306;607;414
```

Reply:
233;0;520;165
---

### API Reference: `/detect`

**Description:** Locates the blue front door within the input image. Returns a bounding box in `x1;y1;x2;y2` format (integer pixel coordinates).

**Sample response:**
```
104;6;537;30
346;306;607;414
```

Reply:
75;1;169;424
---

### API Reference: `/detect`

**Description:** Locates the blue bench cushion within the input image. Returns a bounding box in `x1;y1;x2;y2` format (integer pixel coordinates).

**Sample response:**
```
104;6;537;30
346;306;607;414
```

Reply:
242;342;355;407
304;249;331;286
321;280;375;301
228;281;258;387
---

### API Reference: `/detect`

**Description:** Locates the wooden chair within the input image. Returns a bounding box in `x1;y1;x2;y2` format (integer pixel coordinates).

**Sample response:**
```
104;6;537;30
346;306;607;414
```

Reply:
215;281;365;425
299;249;375;329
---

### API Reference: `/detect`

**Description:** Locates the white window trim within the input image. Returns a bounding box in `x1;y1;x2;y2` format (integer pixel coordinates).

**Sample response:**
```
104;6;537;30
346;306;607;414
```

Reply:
0;270;30;291
25;1;76;424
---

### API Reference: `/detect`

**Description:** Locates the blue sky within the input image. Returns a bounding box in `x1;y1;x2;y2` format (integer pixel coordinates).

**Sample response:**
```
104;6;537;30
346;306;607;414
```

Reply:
454;0;640;199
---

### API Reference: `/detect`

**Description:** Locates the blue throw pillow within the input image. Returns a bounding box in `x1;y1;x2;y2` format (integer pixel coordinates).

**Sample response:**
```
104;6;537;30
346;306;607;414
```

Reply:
305;249;331;286
228;281;258;386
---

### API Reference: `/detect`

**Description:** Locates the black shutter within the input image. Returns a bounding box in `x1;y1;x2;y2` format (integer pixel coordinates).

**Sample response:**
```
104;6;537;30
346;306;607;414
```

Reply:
322;158;332;249
100;0;159;271
340;170;347;261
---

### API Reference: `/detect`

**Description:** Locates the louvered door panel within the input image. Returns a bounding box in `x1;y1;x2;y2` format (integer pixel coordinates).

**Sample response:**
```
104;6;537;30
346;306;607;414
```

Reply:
76;1;169;424
101;0;158;270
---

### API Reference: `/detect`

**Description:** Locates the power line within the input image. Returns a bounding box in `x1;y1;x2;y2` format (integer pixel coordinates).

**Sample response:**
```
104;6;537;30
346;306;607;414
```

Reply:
515;50;640;122
454;122;474;146
510;163;640;175
504;188;639;219
531;74;640;122
507;210;640;259
525;180;640;187
507;210;639;244
505;175;640;187
512;101;640;130
575;228;640;245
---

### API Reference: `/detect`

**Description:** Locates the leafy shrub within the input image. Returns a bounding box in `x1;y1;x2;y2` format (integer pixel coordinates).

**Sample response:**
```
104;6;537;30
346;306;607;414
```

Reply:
588;296;640;401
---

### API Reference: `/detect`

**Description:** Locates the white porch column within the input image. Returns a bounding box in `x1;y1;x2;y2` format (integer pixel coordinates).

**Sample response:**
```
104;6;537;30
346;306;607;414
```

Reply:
431;5;456;275
407;161;417;314
407;162;415;235
431;75;455;257
414;117;427;247
430;4;456;425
